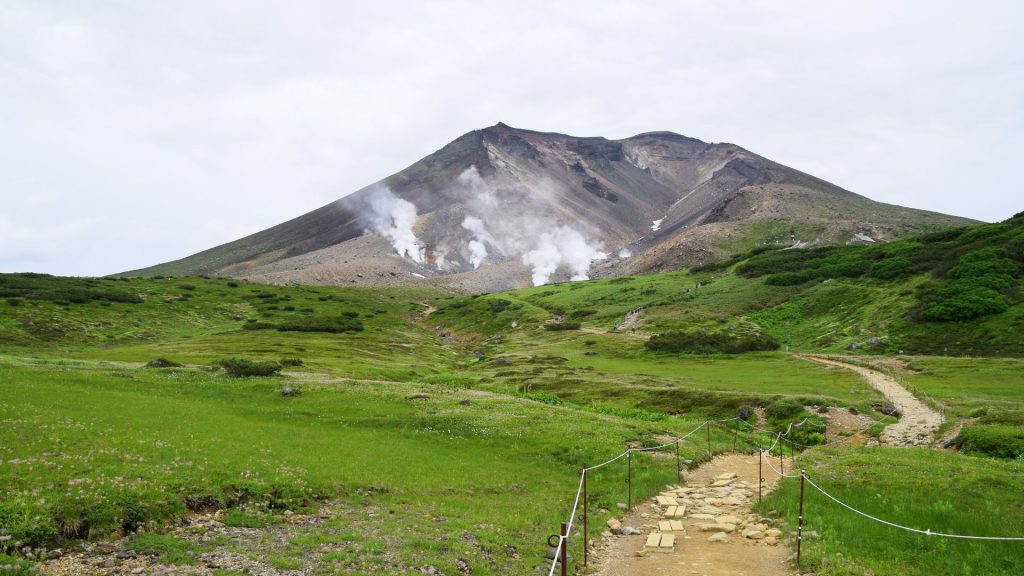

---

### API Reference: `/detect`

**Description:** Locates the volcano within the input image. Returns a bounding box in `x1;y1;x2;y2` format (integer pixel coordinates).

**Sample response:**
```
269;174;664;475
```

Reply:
122;123;975;291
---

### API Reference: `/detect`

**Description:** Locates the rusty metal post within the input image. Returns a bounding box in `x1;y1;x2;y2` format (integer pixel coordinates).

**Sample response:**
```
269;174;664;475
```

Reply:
758;446;763;503
675;439;681;481
797;470;806;565
627;449;633;509
582;467;588;568
706;421;711;457
560;522;568;576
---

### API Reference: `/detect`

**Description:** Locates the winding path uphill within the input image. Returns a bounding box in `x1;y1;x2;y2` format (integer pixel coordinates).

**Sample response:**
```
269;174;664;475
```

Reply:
801;356;943;447
591;356;945;575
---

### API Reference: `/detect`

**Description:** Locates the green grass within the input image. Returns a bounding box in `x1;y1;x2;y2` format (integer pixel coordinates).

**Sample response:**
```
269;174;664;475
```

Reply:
2;220;1024;576
898;357;1024;417
125;533;199;565
761;448;1024;576
0;358;721;573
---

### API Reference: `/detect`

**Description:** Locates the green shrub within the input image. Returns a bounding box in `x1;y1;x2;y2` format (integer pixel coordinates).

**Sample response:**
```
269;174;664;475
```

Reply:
242;322;277;331
217;358;282;377
922;287;1008;321
276;316;363;334
869;257;913;279
645;329;779;354
177;284;196;291
976;410;1024;426
0;554;35;575
487;299;515;314
956;424;1024;459
764;271;815;285
145;358;182;368
765;398;805;423
279;358;304;367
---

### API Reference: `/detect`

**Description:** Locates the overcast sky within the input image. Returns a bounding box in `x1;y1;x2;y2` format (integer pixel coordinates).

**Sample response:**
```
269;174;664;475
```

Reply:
2;1;1021;276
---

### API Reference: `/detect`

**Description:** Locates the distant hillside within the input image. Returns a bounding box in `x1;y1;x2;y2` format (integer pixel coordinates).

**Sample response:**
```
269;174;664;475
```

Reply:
433;212;1024;357
121;123;974;291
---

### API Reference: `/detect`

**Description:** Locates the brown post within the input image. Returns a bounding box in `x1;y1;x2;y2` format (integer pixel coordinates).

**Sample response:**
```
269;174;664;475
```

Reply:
758;447;763;503
675;440;681;481
733;424;738;451
560;522;568;576
797;470;806;565
780;439;785;476
582;467;588;568
706;421;712;457
627;449;632;509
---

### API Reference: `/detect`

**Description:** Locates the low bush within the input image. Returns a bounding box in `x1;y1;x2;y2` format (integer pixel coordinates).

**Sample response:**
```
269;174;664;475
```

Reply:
279;358;304;367
645;329;779;354
242;322;276;330
955;424;1024;459
145;358;182;368
0;553;34;575
217;358;282;377
921;287;1008;321
276;316;363;334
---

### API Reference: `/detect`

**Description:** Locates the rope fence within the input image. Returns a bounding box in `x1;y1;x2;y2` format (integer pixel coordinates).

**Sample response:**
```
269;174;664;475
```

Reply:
547;412;1023;576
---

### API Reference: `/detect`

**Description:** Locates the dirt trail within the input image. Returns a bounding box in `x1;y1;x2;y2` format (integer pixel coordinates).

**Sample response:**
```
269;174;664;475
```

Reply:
590;453;796;576
801;356;943;447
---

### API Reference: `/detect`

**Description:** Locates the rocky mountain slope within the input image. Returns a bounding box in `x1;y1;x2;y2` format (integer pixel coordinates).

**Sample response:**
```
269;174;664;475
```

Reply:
122;123;974;291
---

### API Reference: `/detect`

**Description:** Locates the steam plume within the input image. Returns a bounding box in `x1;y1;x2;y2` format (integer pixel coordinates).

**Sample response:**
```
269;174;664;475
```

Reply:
461;215;494;268
363;185;424;263
454;166;607;285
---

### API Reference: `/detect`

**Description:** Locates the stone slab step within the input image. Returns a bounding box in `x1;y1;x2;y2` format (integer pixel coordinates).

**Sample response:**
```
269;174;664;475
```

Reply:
643;532;676;551
658;520;685;532
664;505;687;518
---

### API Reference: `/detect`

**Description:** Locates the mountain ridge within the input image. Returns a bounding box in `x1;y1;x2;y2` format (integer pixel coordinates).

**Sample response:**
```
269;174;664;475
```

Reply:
121;123;976;290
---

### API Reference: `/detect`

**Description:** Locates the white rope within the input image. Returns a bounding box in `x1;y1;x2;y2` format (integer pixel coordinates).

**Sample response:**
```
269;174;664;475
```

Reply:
803;474;1024;541
760;450;801;478
550;414;807;573
546;472;587;576
630;421;707;453
583;450;629;472
784;421;877;448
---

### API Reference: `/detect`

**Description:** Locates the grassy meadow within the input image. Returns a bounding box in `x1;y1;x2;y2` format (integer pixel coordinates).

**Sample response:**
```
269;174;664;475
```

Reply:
2;214;1023;575
761;448;1024;576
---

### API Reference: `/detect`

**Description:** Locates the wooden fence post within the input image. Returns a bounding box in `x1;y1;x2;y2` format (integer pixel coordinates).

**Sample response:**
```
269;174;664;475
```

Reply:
627;449;632;510
582;467;588;568
797;470;806;565
560;522;568;576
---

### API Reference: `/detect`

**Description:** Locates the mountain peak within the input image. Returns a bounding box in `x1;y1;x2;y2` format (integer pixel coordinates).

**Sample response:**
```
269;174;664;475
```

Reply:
122;126;976;291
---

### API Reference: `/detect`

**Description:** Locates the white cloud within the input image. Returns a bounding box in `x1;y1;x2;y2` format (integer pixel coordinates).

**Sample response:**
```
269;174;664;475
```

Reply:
1;0;1021;275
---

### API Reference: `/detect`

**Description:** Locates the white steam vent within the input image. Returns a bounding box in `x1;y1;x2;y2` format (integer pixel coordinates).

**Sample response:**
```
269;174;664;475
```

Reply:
364;186;424;263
